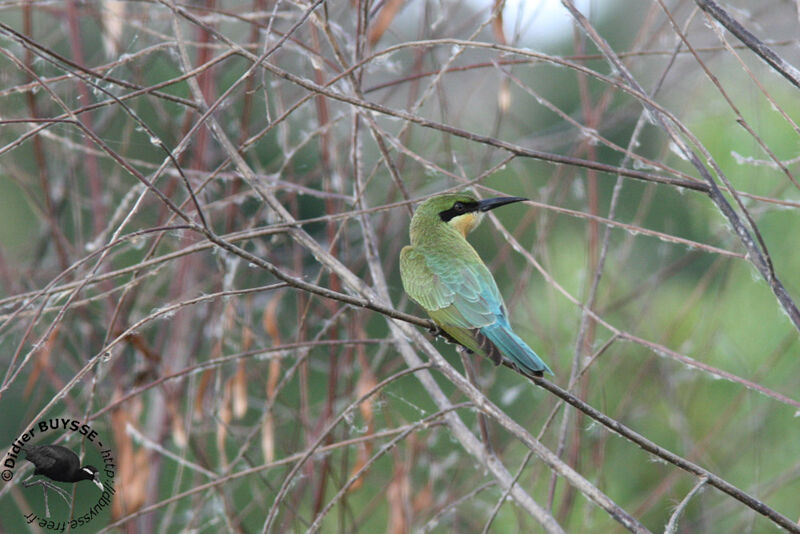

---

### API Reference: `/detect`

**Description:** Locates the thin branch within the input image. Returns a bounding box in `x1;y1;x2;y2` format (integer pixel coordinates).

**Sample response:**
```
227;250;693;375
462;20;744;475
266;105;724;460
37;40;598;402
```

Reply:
665;477;708;534
696;0;800;90
523;371;799;533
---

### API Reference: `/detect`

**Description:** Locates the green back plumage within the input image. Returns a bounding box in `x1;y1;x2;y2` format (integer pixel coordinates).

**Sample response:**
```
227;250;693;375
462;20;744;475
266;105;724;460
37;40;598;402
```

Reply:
399;193;553;376
401;194;500;355
400;246;501;355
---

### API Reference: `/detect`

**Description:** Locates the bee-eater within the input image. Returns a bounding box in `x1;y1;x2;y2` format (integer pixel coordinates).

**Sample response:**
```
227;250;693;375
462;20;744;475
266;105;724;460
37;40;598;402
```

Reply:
400;192;553;376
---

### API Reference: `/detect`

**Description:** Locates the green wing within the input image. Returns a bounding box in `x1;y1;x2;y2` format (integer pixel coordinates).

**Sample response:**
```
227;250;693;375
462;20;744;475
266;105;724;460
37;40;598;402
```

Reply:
400;245;504;354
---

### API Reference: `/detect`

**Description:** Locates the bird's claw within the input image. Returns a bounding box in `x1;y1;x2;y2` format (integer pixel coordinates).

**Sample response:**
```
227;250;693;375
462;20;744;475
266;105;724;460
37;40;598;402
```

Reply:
431;326;462;347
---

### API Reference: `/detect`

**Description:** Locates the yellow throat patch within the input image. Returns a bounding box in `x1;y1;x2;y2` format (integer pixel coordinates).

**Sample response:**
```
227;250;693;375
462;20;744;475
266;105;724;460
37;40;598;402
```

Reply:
448;212;482;237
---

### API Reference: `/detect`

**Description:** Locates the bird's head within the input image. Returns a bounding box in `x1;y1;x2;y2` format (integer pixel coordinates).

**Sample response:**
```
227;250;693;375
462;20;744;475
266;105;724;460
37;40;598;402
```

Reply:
411;193;528;238
82;465;104;491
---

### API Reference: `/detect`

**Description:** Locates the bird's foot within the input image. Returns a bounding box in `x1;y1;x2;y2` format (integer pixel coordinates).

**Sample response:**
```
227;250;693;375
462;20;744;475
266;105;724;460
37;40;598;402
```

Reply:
517;364;544;378
431;326;463;347
484;346;503;367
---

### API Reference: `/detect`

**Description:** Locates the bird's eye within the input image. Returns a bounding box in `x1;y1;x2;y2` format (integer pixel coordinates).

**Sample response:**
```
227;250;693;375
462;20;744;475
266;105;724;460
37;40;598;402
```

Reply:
453;202;465;213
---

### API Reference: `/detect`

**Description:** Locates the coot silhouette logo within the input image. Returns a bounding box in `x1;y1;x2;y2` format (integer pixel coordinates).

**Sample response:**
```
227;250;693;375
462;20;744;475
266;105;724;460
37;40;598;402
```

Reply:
1;418;117;531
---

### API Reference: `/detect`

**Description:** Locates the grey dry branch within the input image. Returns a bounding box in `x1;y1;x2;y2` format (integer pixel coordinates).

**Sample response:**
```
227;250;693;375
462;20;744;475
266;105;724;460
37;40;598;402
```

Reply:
401;325;649;533
0;192;748;322
4;1;799;532
200;229;433;331
96;421;448;532
158;0;799;398
522;370;800;534
258;363;436;532
306;390;453;532
0;284;288;468
0;119;199;402
9;26;800;216
0;21;199;110
99;4;798;530
178;20;800;340
665;477;708;534
0;224;193;324
696;0;800;90
161;44;573;534
217;305;353;487
562;0;800;334
486;211;800;411
258;54;707;193
156;5;568;530
421;481;498;533
362;41;800;94
552;12;685;514
88;338;386;419
141;3;707;193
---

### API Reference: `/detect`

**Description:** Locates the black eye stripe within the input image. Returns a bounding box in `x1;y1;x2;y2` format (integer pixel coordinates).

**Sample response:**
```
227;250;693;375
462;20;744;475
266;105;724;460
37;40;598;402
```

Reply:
439;201;479;222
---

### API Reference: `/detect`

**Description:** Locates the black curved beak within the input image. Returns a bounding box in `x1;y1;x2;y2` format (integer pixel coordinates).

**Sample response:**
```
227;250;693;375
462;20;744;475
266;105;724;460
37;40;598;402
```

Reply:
477;196;528;212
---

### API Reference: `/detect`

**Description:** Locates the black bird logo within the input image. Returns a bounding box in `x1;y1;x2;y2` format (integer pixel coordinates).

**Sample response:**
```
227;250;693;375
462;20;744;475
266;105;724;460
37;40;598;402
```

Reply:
25;444;103;490
23;444;103;517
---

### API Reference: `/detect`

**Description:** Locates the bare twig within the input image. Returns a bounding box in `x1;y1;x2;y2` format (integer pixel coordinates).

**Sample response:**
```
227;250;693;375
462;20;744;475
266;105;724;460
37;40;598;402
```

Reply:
665;477;708;534
696;0;800;90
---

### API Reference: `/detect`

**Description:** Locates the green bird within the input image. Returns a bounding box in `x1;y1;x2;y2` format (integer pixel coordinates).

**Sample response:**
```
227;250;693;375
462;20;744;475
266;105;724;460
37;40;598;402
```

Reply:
400;192;553;376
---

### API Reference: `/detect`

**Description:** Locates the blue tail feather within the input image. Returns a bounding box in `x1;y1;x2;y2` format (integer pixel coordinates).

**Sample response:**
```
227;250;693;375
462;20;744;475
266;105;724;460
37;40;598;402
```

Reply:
481;321;553;376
